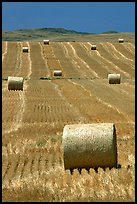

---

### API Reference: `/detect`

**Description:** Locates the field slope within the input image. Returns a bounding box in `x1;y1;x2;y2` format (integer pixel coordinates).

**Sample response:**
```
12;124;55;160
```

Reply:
2;36;135;202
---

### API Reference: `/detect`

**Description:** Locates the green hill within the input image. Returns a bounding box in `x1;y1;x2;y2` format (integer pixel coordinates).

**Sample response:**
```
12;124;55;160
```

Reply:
2;27;134;43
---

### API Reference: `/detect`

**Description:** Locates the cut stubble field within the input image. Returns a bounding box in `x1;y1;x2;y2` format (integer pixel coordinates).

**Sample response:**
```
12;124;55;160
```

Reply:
2;37;135;201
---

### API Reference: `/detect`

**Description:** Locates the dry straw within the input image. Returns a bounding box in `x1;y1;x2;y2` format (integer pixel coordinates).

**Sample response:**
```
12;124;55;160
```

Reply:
8;76;24;90
62;123;117;169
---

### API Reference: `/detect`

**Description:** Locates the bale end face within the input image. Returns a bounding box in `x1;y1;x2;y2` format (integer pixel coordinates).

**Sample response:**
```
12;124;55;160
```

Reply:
8;76;24;91
118;39;124;43
91;45;96;50
108;74;121;84
22;47;29;53
43;40;49;45
62;123;117;170
53;70;62;76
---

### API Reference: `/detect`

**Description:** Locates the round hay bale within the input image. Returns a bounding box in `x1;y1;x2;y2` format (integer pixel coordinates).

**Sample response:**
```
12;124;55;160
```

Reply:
53;70;62;76
108;73;121;84
118;38;124;43
43;40;49;45
91;45;96;50
22;47;29;53
62;123;117;169
8;76;24;90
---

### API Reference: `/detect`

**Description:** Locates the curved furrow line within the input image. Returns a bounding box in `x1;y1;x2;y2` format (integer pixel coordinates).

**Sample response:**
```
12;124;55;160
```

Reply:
2;147;9;182
92;81;135;123
13;42;22;76
67;42;99;78
59;42;80;77
122;43;135;54
106;42;134;66
3;42;31;135
39;42;51;77
52;81;88;124
2;41;8;62
2;42;18;78
40;42;63;77
99;42;134;78
99;79;135;98
31;153;40;177
69;79;134;124
80;42;115;76
5;155;20;187
114;43;135;60
21;155;34;179
51;44;131;124
87;42;131;78
82;42;129;78
41;44;89;124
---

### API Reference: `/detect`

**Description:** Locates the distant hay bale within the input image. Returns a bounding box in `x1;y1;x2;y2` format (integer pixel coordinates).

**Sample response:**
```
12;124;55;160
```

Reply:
8;76;24;91
118;38;124;43
108;74;121;84
43;40;50;45
53;70;62;76
91;44;96;50
62;123;117;169
22;47;29;53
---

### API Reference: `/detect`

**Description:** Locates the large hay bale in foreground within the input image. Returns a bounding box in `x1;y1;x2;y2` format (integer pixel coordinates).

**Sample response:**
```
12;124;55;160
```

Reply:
91;44;96;50
53;70;62;76
108;73;121;84
63;123;117;169
8;76;24;90
43;40;50;45
118;38;124;43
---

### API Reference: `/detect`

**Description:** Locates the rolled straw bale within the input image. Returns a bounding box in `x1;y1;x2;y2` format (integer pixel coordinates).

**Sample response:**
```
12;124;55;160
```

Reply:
91;44;96;50
108;73;121;84
53;70;62;76
118;38;124;43
22;47;29;53
8;76;24;90
62;123;117;169
43;39;50;45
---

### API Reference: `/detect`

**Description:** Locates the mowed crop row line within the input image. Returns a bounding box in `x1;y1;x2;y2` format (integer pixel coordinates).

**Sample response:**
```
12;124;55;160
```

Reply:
2;138;62;188
122;43;135;54
2;42;32;135
87;42;132;78
86;42;131;78
39;42;64;77
51;42;134;123
38;43;89;123
106;42;134;66
2;41;8;62
2;41;135;132
18;43;88;128
83;79;134;123
98;43;134;78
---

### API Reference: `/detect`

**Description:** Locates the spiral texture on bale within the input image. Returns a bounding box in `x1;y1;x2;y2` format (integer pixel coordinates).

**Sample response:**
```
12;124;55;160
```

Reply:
108;74;121;84
8;76;24;91
62;123;117;169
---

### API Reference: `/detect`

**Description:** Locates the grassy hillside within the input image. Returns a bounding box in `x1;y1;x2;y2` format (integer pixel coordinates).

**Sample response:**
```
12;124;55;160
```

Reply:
2;27;135;43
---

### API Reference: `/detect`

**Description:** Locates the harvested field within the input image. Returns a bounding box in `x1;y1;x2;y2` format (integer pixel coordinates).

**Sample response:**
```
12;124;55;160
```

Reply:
2;39;135;202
